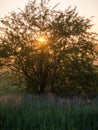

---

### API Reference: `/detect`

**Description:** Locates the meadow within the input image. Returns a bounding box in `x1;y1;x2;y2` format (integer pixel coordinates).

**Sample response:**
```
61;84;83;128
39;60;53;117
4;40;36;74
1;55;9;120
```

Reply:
0;94;98;130
0;71;98;130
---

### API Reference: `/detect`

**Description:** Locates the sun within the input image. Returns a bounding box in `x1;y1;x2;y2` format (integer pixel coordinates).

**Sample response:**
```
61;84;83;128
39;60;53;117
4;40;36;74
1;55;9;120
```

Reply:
38;37;46;43
37;35;47;46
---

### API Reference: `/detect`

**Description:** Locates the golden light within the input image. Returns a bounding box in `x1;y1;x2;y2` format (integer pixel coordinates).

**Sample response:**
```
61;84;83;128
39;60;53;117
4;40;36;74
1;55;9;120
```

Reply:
38;37;46;43
16;47;21;52
37;35;47;46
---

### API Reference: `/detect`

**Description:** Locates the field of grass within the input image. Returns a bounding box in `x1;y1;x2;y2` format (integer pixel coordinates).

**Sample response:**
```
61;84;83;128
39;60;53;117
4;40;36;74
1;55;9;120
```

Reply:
0;70;98;130
0;95;98;130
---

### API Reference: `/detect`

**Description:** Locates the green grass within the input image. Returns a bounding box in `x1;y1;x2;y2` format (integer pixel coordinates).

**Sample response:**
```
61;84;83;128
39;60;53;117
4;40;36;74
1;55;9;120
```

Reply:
0;70;98;130
0;95;98;130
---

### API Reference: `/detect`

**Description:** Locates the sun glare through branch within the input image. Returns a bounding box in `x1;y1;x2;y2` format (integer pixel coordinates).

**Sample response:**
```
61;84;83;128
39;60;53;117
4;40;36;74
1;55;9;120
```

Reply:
38;37;46;43
37;34;48;46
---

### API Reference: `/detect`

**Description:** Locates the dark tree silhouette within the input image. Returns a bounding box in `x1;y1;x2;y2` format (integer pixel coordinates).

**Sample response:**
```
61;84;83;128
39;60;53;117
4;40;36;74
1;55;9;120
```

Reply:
0;0;98;95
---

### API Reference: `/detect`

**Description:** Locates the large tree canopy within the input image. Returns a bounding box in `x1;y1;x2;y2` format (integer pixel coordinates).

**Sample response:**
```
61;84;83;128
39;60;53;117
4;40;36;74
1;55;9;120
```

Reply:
0;0;98;96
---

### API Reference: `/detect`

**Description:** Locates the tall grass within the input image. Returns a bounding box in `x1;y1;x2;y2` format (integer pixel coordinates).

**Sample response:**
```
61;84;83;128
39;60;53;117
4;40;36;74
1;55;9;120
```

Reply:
0;95;98;130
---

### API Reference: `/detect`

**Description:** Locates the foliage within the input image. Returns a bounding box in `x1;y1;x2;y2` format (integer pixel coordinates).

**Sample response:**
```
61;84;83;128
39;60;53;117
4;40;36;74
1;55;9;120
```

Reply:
0;0;98;95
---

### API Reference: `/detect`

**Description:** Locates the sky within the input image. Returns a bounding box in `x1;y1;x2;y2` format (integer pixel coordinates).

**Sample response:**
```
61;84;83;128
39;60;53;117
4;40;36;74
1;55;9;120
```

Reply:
0;0;98;33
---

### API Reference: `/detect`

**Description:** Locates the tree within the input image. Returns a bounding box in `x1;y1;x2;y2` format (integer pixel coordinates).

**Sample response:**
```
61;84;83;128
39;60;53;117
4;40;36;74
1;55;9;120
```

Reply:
0;0;98;95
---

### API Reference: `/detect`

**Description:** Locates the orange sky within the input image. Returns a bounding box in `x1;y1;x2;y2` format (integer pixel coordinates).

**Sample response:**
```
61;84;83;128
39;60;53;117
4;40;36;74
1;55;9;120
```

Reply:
0;0;98;33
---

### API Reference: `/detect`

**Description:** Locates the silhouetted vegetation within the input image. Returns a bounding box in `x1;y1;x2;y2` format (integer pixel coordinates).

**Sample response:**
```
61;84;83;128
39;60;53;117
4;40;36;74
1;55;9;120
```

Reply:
0;0;98;96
